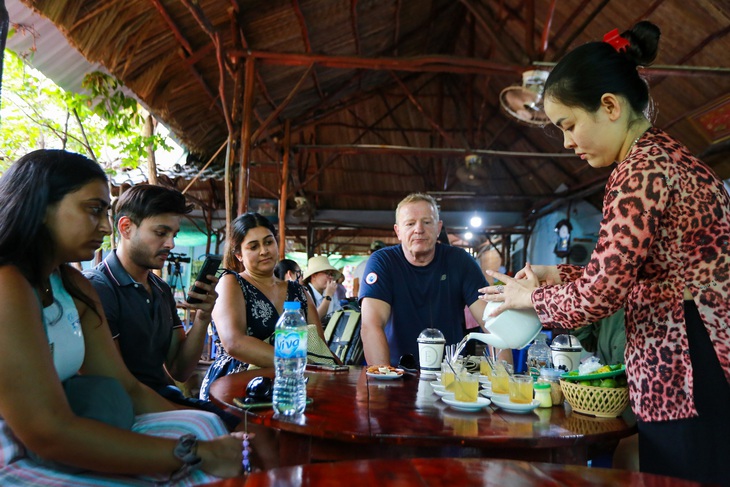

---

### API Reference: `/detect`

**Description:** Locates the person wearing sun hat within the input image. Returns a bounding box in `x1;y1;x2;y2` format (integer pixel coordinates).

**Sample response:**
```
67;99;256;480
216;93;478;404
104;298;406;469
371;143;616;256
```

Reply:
303;255;343;320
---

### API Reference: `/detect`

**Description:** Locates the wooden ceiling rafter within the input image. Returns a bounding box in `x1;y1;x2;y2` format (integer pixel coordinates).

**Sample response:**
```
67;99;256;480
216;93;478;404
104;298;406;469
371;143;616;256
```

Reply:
294;144;579;159
392;0;401;56
374;93;413;146
250;63;314;144
525;0;535;61
546;0;591;59
225;5;278;113
630;0;667;25
350;0;360;56
390;71;459;148
553;0;610;60
290;0;324;99
229;50;525;76
345;106;420;174
538;0;558;60
650;24;730;89
285;69;367;134
458;0;523;63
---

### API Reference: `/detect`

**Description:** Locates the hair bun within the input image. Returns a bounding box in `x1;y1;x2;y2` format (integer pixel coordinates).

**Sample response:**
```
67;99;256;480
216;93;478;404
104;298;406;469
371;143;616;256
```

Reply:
621;21;661;66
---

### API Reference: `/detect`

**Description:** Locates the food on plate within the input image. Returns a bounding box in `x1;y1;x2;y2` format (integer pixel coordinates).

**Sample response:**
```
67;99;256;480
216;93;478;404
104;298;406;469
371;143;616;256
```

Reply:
366;365;404;376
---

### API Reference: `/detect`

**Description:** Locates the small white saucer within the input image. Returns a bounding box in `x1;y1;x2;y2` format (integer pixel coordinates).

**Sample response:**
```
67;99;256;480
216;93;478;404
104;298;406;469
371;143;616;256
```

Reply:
430;383;446;393
366;370;404;380
479;389;508;401
433;388;453;397
442;396;491;412
490;397;540;414
478;375;491;384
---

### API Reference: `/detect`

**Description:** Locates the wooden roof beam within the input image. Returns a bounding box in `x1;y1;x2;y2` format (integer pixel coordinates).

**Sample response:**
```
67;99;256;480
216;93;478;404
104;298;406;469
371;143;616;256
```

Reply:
291;0;324;99
553;0;610;59
229;50;524;76
390;71;461;148
539;0;557;59
651;24;730;88
148;0;224;119
547;0;591;56
250;63;314;144
294;144;579;159
457;0;523;63
525;0;535;61
392;0;401;56
350;0;360;56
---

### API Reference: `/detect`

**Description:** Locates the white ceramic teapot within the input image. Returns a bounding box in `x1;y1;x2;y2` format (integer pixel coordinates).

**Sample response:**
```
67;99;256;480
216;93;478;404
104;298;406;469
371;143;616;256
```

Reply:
467;301;542;350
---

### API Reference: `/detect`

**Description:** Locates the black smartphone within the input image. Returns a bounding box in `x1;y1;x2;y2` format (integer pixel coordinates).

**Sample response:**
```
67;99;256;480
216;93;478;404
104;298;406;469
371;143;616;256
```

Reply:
186;254;222;304
306;364;349;372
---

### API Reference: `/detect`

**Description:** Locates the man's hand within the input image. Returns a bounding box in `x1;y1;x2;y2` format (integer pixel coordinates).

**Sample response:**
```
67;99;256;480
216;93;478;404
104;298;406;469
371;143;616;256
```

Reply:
323;280;338;301
181;275;219;324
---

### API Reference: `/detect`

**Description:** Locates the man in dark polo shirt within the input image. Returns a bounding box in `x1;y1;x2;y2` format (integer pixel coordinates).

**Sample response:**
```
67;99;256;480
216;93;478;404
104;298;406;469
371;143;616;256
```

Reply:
84;184;238;429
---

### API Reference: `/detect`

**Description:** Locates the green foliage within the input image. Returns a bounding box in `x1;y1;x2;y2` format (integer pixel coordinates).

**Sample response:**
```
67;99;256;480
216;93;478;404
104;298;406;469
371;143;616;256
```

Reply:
0;49;171;173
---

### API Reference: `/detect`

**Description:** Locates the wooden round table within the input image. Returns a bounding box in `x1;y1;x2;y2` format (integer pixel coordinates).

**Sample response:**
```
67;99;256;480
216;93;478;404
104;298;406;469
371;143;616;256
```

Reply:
210;366;636;467
204;458;701;487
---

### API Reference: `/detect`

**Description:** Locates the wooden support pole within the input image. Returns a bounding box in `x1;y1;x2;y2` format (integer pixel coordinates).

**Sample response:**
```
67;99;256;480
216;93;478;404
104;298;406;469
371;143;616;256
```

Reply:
237;57;256;215
279;120;291;261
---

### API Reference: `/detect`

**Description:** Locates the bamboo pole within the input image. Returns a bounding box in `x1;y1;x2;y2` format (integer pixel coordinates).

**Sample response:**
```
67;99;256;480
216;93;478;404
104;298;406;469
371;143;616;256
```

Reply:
237;57;256;215
279;120;290;261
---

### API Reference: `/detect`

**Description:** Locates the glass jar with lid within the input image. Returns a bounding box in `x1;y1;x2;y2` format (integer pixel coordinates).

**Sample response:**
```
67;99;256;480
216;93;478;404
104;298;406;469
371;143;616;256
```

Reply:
534;382;552;408
539;368;564;406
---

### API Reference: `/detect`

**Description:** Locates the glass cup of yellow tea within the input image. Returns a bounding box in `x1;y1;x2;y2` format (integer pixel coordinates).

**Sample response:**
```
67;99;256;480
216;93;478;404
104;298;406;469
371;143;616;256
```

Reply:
508;374;534;404
491;367;509;394
479;356;493;377
453;372;479;403
441;361;462;392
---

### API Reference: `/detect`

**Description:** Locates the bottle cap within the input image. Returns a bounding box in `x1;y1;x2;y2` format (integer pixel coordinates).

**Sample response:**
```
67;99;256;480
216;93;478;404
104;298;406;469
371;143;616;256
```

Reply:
534;382;551;390
283;301;301;310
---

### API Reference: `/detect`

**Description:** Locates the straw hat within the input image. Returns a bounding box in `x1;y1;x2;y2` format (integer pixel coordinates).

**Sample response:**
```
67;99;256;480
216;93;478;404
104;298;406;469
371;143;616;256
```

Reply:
302;255;341;281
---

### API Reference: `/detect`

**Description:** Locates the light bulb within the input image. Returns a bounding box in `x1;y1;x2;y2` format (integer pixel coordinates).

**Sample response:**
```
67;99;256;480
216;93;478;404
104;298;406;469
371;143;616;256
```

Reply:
469;216;482;228
464;232;473;240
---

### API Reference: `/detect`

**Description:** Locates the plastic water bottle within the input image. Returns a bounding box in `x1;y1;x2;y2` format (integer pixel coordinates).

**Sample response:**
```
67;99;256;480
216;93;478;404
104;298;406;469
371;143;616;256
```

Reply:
273;301;308;416
526;333;553;381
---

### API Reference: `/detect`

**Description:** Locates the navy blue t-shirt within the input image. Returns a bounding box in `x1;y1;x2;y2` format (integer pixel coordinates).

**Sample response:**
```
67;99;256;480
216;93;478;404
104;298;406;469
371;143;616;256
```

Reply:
359;244;487;365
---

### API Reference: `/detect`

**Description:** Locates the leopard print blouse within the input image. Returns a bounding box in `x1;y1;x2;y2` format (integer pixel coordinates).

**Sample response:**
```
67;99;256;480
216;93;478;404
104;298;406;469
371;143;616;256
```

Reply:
532;127;730;422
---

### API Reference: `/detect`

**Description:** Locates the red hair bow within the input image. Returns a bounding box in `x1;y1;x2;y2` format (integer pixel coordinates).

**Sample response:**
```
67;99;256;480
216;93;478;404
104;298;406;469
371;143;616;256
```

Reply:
603;29;630;53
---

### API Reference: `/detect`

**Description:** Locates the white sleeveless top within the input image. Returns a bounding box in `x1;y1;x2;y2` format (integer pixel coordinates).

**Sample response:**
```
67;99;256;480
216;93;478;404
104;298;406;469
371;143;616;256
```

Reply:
43;272;84;381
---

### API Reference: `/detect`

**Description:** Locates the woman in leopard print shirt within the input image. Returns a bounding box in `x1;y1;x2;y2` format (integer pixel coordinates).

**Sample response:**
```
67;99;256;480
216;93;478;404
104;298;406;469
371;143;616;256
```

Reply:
481;22;729;484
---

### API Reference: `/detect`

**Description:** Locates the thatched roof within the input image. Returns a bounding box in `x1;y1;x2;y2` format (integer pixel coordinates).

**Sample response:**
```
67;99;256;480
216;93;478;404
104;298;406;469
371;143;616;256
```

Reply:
11;0;730;254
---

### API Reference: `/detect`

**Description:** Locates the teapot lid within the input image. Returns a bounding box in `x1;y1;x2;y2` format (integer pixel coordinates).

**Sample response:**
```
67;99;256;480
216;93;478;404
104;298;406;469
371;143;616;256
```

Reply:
550;334;583;351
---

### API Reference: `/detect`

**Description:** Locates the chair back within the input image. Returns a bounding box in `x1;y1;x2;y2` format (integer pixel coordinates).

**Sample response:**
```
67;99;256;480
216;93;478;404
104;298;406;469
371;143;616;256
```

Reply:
325;310;364;365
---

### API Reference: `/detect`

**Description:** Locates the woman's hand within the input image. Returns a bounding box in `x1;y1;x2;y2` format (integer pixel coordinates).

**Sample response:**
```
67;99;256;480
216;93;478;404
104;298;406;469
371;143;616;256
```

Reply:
197;432;251;478
515;264;561;286
478;264;540;317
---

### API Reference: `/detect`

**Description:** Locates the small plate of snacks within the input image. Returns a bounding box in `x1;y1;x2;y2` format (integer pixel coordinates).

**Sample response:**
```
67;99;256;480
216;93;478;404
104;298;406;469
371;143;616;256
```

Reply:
366;365;405;380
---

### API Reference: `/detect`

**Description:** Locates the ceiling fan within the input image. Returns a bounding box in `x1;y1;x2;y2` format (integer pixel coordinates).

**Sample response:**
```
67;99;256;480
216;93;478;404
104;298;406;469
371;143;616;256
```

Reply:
455;154;488;187
499;70;550;126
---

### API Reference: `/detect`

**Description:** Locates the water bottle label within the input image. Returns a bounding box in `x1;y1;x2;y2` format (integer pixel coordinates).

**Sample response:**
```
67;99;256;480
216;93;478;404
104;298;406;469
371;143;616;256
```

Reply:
275;329;307;359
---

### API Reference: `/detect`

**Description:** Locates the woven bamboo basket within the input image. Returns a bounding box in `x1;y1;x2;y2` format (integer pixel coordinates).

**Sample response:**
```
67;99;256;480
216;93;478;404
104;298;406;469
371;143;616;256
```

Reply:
560;379;629;418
